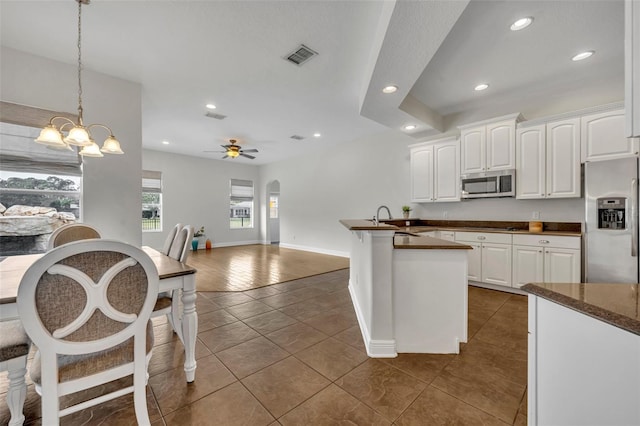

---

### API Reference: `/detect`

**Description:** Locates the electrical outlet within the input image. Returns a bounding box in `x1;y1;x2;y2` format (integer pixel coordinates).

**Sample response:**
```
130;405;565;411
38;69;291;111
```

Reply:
443;211;449;219
532;211;540;219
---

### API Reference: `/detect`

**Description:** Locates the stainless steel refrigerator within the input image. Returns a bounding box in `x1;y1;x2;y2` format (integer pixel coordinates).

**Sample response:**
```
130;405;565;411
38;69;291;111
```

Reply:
585;157;639;283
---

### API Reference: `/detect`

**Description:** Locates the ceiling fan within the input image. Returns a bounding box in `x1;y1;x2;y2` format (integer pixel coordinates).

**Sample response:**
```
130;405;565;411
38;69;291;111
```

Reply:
205;139;259;159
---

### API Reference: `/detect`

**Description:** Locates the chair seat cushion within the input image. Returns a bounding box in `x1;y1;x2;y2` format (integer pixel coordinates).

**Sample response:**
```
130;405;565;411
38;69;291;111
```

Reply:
30;321;154;385
154;293;173;311
0;319;30;362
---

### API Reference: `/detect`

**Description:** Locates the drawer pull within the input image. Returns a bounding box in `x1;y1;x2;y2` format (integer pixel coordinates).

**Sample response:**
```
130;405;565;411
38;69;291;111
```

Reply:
539;240;549;244
477;236;486;240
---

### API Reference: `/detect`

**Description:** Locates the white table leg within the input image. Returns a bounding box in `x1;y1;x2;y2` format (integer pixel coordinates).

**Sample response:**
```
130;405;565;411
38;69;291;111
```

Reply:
6;356;27;426
180;274;197;382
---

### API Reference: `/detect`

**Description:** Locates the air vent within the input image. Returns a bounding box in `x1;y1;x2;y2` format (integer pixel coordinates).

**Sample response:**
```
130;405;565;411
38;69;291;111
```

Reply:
205;112;227;120
290;135;305;140
285;44;318;66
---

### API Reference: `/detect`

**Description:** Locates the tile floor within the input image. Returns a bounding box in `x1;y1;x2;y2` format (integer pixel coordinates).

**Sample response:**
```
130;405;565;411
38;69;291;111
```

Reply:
0;269;528;425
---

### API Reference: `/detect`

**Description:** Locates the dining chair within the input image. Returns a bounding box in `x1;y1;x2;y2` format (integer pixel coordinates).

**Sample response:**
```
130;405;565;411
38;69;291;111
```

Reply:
161;223;182;256
17;239;159;425
0;319;30;426
47;223;102;249
153;225;194;342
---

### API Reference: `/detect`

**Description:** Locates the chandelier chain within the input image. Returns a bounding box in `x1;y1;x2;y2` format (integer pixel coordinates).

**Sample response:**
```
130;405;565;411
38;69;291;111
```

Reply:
77;0;83;122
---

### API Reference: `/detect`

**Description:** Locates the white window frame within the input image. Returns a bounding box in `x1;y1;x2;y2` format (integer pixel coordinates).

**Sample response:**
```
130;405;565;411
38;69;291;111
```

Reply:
230;179;254;229
142;170;162;232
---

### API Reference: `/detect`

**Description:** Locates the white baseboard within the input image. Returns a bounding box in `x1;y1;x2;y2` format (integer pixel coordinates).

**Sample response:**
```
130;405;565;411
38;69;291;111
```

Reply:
348;281;397;358
279;242;349;258
210;240;262;248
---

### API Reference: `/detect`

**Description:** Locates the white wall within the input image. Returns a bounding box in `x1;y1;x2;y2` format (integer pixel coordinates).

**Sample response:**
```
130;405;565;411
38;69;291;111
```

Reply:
1;47;143;245
259;129;585;256
142;149;260;251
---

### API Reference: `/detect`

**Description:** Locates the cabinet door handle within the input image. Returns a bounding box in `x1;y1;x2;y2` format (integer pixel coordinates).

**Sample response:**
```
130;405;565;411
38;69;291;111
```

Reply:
477;236;486;240
539;240;549;244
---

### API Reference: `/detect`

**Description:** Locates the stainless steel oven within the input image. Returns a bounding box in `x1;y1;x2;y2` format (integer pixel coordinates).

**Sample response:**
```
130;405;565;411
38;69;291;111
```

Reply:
461;169;515;199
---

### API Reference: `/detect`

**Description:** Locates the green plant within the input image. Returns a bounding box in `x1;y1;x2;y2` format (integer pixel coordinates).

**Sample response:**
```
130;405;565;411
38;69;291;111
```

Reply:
194;226;205;237
402;205;412;213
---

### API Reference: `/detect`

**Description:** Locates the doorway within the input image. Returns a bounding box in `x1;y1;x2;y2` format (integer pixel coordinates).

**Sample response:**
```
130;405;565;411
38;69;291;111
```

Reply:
266;180;280;244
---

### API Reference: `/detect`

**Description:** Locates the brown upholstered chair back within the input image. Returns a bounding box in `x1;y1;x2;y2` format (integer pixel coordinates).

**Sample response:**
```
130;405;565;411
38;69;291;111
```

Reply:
48;223;101;250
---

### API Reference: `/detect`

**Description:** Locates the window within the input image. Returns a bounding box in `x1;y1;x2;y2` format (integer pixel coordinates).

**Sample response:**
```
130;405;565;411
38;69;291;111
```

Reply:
0;122;82;255
269;195;279;219
230;179;253;228
142;170;162;232
0;122;82;217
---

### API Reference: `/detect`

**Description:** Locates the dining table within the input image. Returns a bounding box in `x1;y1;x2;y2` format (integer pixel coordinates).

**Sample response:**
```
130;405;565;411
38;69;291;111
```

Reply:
0;246;199;383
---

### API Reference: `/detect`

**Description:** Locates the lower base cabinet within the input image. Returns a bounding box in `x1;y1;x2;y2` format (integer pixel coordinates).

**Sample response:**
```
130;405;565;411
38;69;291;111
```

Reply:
455;232;512;287
457;232;581;289
512;235;581;288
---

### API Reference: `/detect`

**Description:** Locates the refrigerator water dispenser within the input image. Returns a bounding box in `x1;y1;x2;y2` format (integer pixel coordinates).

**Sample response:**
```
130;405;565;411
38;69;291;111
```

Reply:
597;197;626;229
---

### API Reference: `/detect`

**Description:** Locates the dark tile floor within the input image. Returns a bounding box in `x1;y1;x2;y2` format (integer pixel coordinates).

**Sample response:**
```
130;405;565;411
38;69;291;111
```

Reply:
0;269;528;425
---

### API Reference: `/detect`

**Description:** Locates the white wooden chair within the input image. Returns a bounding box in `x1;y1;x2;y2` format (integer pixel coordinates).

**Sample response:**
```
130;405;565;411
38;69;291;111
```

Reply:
47;223;101;249
0;320;30;426
161;223;182;256
153;225;194;342
17;239;159;425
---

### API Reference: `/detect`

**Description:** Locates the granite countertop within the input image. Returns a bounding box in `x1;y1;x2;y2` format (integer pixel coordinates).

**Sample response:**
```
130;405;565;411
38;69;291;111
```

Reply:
393;234;472;250
340;219;582;237
522;282;640;336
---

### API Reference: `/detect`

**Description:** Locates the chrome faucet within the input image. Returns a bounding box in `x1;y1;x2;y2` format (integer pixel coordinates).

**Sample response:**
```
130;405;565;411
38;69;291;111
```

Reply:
376;205;392;222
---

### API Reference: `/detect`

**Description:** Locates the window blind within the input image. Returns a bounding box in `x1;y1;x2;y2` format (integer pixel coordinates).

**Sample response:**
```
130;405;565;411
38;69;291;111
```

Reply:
142;170;162;193
0;122;82;176
230;179;253;201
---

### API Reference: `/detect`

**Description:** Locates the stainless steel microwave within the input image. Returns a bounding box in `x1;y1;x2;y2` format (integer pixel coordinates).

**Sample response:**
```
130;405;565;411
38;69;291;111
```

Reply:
461;169;515;199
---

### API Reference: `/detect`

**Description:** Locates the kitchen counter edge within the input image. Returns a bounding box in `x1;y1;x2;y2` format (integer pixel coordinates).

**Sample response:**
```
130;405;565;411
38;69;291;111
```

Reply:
522;282;640;336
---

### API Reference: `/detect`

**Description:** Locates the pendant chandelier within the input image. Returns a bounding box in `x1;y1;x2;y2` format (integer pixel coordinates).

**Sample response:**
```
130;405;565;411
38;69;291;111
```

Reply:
35;0;123;158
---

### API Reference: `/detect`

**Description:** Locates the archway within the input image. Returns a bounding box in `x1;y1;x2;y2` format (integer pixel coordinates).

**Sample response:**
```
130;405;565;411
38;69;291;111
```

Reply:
266;180;280;244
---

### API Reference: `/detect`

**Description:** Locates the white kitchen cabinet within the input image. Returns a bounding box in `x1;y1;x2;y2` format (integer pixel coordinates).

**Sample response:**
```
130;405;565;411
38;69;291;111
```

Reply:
546;118;581;198
516;124;546;199
581;109;638;162
455;232;512;287
459;114;521;174
409;138;460;203
512;245;544;288
410;145;433;202
516;118;581;199
512;235;581;288
626;0;640;137
466;242;482;281
482;242;512;286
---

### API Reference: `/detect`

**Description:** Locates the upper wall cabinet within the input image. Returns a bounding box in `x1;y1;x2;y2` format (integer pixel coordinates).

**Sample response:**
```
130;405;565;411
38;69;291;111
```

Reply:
516;118;581;199
409;138;460;203
581;109;639;162
458;113;522;174
626;0;640;137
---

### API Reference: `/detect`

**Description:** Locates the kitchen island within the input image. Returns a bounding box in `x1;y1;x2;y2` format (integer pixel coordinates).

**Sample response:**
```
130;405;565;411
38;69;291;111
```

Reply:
340;219;471;357
523;282;640;426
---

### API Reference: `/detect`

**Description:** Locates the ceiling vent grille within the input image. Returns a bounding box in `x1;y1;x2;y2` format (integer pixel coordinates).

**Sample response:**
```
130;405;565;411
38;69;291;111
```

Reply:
205;111;227;120
290;135;305;140
285;44;318;66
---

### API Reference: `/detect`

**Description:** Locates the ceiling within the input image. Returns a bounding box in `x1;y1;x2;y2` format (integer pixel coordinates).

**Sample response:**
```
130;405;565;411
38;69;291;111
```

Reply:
0;0;625;165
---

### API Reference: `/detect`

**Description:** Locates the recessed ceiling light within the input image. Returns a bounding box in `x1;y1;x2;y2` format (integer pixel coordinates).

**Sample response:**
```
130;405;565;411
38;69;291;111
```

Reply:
313;132;321;138
382;85;398;94
572;50;594;61
162;141;170;145
206;103;216;109
404;125;417;131
510;17;533;31
474;83;489;91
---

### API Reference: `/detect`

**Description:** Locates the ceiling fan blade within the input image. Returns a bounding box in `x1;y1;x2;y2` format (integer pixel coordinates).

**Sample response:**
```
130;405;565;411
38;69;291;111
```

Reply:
222;154;229;159
241;149;259;153
240;153;256;159
221;144;231;149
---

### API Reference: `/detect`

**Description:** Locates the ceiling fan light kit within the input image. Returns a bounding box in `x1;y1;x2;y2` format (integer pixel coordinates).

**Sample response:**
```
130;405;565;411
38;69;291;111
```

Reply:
205;139;259;160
